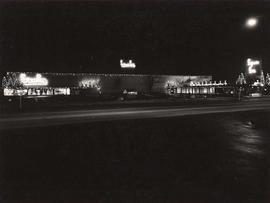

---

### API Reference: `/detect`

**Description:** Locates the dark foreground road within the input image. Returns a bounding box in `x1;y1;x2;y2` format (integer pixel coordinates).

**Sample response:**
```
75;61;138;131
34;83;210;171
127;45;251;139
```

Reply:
1;110;270;203
1;98;270;129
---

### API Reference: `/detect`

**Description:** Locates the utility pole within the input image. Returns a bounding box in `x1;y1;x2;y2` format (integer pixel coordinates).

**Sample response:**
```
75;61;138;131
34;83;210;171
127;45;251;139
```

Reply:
238;86;242;101
18;92;23;110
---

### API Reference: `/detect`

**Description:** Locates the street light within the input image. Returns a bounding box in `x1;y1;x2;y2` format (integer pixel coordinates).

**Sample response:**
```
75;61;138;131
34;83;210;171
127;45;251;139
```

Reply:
245;17;258;28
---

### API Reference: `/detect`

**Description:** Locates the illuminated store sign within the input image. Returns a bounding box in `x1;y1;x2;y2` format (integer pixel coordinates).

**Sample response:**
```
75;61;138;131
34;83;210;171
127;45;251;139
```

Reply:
120;59;136;69
247;58;260;74
20;73;48;86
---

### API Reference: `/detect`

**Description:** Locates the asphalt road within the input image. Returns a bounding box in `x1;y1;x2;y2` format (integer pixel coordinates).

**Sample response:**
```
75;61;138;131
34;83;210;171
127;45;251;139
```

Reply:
1;98;270;130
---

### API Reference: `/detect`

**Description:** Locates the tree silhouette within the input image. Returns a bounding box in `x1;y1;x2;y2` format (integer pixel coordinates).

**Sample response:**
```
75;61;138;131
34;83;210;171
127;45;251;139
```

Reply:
2;72;23;89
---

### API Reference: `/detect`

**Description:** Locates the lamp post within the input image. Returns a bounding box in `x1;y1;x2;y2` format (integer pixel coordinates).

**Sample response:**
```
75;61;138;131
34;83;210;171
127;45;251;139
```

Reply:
19;94;22;110
243;16;267;96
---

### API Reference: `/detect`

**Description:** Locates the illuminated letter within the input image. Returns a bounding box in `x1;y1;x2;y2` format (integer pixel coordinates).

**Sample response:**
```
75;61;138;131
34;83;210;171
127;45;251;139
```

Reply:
247;58;259;74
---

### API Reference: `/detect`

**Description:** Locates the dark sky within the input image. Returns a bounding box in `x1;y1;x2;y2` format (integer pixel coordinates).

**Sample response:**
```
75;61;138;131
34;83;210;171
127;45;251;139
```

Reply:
1;1;270;81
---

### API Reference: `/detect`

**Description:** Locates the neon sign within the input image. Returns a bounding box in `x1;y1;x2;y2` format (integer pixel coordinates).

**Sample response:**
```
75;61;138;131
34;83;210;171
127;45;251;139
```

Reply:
19;73;48;86
120;59;136;69
247;58;260;74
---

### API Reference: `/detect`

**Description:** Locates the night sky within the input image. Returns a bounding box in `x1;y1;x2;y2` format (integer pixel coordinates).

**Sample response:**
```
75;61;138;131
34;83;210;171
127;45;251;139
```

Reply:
1;1;270;81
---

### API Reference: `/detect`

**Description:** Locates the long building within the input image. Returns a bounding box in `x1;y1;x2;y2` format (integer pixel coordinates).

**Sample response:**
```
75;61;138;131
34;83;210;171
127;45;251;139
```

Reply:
1;72;217;97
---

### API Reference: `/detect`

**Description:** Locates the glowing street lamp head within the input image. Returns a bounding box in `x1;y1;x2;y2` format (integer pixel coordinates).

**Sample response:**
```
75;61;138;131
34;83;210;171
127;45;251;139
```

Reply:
245;17;258;28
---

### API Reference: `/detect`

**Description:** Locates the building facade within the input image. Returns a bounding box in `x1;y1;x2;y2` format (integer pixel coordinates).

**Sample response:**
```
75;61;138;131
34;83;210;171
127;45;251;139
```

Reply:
1;72;216;97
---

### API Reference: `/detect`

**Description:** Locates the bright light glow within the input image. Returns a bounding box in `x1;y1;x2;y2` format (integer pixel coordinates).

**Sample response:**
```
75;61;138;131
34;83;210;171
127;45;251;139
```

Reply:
246;17;258;28
36;73;42;78
128;91;138;95
4;88;14;96
247;58;260;74
80;78;100;90
190;80;227;87
19;73;48;86
54;88;70;95
120;59;136;68
166;81;177;87
253;80;264;87
4;88;27;96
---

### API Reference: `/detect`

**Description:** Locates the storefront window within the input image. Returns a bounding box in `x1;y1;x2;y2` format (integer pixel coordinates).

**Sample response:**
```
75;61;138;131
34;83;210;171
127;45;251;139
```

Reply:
4;88;27;96
4;87;71;96
54;88;70;95
80;78;101;90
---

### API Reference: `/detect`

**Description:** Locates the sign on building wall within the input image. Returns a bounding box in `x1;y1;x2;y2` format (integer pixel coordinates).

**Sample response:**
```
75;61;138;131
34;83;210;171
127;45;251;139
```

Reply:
247;58;261;75
19;73;48;87
120;59;136;69
246;58;263;84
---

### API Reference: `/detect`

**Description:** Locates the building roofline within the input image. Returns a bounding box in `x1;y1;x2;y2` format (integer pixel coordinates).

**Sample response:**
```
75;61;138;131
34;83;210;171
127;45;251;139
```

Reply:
6;71;212;78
